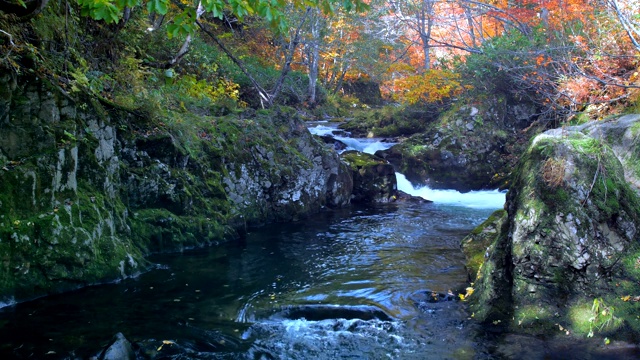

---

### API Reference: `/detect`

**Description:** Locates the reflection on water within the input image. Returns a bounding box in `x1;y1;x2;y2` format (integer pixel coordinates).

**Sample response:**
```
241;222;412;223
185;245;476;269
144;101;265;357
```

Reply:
0;203;495;359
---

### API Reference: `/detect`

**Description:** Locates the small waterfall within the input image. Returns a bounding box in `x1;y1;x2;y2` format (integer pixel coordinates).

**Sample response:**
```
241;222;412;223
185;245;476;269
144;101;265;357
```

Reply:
308;122;506;209
308;123;395;154
396;173;505;209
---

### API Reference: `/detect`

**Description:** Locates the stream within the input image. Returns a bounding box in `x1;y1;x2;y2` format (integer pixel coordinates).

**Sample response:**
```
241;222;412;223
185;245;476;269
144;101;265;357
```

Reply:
0;123;631;359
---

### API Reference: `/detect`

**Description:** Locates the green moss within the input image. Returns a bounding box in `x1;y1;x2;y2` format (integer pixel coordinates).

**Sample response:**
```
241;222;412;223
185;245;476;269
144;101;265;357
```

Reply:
341;151;386;168
130;208;228;253
569;298;624;337
568;112;591;126
462;210;507;279
514;305;556;332
569;136;602;154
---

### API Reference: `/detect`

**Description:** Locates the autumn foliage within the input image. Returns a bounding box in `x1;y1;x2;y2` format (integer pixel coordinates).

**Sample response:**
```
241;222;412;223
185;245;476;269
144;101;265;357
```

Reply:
391;70;469;105
370;0;639;119
2;0;638;116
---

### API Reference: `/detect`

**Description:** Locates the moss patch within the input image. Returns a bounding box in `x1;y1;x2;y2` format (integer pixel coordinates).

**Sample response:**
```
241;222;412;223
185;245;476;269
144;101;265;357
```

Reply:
461;209;507;279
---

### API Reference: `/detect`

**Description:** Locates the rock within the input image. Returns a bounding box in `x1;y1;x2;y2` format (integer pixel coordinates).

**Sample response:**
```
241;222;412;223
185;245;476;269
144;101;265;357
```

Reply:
0;77;354;303
341;151;397;203
545;114;640;194
314;134;348;151
394;190;432;203
99;333;135;360
467;115;640;339
461;209;507;281
377;95;539;192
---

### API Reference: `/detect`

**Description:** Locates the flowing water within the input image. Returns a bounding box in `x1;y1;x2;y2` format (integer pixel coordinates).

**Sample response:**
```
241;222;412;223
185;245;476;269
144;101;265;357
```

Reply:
0;124;634;359
0;201;500;359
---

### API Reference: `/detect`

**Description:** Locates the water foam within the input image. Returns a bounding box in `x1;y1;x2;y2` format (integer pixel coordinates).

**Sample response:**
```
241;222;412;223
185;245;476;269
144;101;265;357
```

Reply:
308;124;395;154
396;173;506;209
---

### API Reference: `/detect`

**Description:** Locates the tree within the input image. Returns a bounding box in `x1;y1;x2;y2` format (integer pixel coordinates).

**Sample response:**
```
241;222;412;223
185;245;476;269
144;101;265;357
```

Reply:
387;0;437;70
606;0;640;51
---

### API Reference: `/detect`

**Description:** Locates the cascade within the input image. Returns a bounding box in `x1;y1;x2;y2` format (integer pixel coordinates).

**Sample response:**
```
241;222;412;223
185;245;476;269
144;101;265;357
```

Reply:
308;122;506;209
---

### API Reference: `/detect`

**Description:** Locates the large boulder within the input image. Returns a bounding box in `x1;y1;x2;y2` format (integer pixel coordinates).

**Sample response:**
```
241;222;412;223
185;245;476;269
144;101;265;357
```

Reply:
377;96;539;191
464;115;640;340
341;151;397;203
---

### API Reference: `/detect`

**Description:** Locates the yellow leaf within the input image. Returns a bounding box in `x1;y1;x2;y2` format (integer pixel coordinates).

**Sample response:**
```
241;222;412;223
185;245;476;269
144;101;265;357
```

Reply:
621;295;631;302
465;287;475;297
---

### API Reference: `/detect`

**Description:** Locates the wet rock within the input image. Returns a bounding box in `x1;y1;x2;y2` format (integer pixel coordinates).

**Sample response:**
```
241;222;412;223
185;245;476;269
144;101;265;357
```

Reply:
271;304;393;322
341;150;397;203
99;333;134;360
315;134;348;151
460;209;507;281
394;189;432;203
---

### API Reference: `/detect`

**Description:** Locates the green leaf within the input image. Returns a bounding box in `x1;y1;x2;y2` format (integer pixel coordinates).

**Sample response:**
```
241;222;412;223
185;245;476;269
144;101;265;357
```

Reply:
146;0;169;15
115;0;140;8
166;24;180;39
92;2;121;23
202;0;224;18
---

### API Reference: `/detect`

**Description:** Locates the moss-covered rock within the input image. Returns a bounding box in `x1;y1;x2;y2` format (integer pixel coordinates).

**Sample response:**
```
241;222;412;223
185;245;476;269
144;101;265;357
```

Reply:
377;96;539;191
461;209;507;280
0;77;353;303
341;151;397;203
467;115;640;341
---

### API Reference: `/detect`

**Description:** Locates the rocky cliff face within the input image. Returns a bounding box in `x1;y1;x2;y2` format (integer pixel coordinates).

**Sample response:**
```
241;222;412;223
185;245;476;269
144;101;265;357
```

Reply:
464;115;640;339
0;76;352;303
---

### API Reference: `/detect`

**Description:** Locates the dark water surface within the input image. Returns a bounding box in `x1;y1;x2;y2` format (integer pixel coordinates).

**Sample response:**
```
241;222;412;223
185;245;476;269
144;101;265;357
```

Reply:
0;203;496;359
1;201;638;359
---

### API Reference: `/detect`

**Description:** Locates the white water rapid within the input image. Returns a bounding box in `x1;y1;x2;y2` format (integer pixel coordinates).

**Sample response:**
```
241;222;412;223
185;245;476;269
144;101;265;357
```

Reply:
308;122;506;209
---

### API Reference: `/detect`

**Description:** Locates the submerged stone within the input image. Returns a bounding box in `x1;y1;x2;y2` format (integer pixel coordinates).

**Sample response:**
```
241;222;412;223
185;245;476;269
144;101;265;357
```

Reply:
98;333;135;360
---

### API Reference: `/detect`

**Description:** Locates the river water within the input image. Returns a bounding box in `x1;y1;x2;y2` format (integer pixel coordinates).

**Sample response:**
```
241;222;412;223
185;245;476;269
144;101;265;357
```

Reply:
0;124;631;359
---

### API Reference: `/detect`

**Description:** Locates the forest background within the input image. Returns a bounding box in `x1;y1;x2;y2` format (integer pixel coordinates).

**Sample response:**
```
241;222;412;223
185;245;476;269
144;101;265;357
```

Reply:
2;0;639;127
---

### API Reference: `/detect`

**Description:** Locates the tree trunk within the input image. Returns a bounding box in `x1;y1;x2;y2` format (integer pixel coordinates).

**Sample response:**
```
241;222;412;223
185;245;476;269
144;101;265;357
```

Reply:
307;9;321;107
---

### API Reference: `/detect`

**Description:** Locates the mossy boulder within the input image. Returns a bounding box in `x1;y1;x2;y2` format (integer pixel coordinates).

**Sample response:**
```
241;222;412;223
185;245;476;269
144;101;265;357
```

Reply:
377;96;538;191
545;114;640;194
467;115;640;341
461;209;507;280
0;77;353;303
341;151;397;203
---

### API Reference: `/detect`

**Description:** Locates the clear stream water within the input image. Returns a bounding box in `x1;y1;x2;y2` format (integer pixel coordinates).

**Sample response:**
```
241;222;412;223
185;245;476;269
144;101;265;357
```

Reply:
0;124;635;359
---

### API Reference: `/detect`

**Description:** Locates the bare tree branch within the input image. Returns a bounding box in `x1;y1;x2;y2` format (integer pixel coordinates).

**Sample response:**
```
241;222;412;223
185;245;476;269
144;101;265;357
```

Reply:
606;0;640;51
